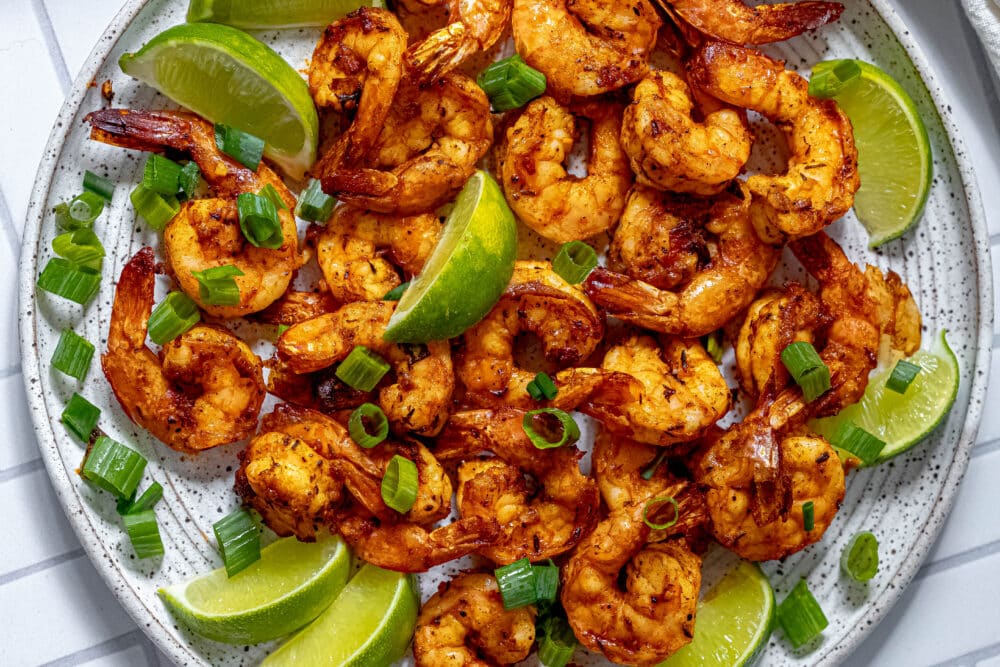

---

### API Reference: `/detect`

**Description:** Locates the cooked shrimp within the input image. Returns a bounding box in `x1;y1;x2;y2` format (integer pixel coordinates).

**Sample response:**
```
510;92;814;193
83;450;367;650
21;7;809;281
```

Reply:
687;42;860;242
498;97;633;242
512;0;661;97
101;248;265;452
457;261;636;411
319;71;492;215
663;0;844;45
620;70;751;196
254;290;338;326
277;301;454;436
86;109;301;317
406;0;513;82
585;183;781;337
314;205;441;303
436;408;600;563
583;333;730;447
414;573;536;667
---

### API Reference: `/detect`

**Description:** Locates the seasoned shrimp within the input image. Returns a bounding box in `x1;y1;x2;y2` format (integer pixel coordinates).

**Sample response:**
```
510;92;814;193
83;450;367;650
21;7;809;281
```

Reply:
86;109;301;317
314;205;441;303
254;290;338;326
406;0;513;82
277;301;454;436
663;0;844;45
498;97;633;242
436;408;600;563
102;248;265;452
512;0;661;97
620;70;751;196
457;261;636;411
688;42;860;242
585;183;781;337
584;333;730;446
414;573;536;667
319;71;492;215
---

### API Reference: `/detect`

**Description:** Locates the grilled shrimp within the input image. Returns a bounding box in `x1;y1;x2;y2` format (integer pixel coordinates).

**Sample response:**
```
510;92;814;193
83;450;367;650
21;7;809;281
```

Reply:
585;183;780;337
414;572;536;667
663;0;844;45
86;109;301;317
512;0;661;97
102;248;265;452
255;290;338;327
436;408;600;563
319;71;492;215
584;333;730;447
497;97;633;243
314;205;441;303
457;261;635;411
688;42;860;242
620;70;752;196
406;0;513;82
276;301;454;436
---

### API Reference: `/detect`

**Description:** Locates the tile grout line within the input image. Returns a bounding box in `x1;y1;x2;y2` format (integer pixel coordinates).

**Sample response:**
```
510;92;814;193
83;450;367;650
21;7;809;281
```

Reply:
992;231;1000;248
29;0;73;94
0;547;84;587
930;638;1000;667
973;436;1000;458
40;629;147;667
994;332;1000;350
917;536;1000;581
0;457;43;483
0;187;22;260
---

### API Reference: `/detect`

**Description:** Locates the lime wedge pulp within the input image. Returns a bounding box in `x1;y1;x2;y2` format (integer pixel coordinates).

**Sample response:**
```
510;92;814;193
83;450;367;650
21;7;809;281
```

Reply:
188;0;378;28
158;533;351;644
383;170;518;343
262;563;419;666
812;330;959;465
119;23;318;179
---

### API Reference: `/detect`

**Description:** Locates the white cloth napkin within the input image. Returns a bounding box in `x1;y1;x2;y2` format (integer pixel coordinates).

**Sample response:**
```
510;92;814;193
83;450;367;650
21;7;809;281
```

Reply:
963;0;1000;78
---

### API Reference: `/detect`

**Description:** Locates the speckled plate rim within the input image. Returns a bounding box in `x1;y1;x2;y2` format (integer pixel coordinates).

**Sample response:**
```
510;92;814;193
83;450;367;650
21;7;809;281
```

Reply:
16;1;994;665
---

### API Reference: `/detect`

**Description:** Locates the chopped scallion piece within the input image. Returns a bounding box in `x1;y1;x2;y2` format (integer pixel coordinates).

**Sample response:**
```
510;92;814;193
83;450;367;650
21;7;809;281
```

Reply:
215;124;264;171
51;329;95;380
236;192;283;249
83;170;115;201
191;264;244;306
52;228;105;271
887;359;921;394
642;496;680;531
37;258;101;305
802;500;815;531
349;403;389;449
81;436;147;499
477;55;547;112
213;509;261;577
705;330;724;364
776;579;828;648
780;341;831;401
178;161;202;200
841;531;879;582
552;241;598;284
295;178;336;222
533;562;560;605
55;192;105;231
142;153;183;195
147;292;201;345
130;184;180;231
381;455;418;513
522;408;580;449
336;345;391;391
809;59;862;99
640;449;668;481
61;393;100;443
123;509;165;559
117;481;164;516
526;372;558;401
382;281;410;301
495;558;536;609
260;183;288;211
832;421;886;466
276;324;290;336
537;614;576;667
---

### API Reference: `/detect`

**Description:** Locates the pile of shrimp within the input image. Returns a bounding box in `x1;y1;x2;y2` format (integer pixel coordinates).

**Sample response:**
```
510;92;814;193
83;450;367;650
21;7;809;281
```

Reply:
87;0;926;664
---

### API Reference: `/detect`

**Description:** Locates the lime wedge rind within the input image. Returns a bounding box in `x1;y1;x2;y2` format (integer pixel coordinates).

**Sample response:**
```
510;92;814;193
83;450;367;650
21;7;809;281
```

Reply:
187;0;377;28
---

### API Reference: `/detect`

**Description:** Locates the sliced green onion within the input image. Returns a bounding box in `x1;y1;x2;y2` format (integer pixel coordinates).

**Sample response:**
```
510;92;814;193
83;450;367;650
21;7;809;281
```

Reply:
336;345;391;391
37;258;101;305
522;408;580;449
130;184;180;231
887;359;921;394
477;54;547;113
640;449;668;481
55;192;105;231
381;455;418;513
123;509;164;559
81;436;147;499
533;562;560;605
526;372;558;401
776;579;828;648
295;178;336;223
809;59;862;99
178;161;202;200
802;500;815;532
841;531;879;582
147;291;201;345
495;558;536;609
537;614;576;667
642;496;680;531
61;393;100;443
142;153;183;195
213;508;261;577
526;381;543;401
215;123;264;171
552;241;598;284
83;170;115;201
833;421;886;466
191;264;244;306
117;481;164;516
52;228;105;271
51;328;95;380
236;192;283;249
781;341;831;401
799;365;832;401
276;324;290;336
705;330;724;364
349;402;389;448
260;183;288;211
382;281;410;301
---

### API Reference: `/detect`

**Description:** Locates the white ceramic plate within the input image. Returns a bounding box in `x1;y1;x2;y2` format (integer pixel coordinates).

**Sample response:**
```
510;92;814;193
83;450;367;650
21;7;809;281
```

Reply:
18;1;994;665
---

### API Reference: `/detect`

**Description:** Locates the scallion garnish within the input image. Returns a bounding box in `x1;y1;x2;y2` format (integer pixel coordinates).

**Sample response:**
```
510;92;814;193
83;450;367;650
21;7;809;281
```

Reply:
178;161;202;200
260;183;288;211
142;153;183;195
277;324;290;336
61;393;100;443
780;341;831;401
705;330;724;364
776;579;828;648
642;496;680;531
51;328;95;381
147;291;201;345
382;281;410;301
123;509;165;559
533;562;560;606
236;192;283;249
802;500;815;532
37;258;101;305
552;241;598;284
640;449;668;481
52;228;105;271
191;264;244;306
349;403;389;449
381;455;418;513
537;614;576;667
477;54;547;112
526;372;558;401
832;421;886;466
81;436;147;499
522;408;580;449
336;345;391;391
83;170;115;201
215;124;265;171
130;184;180;231
495;558;537;609
213;508;261;577
117;481;164;516
887;359;921;394
296;178;336;222
809;59;862;99
841;531;879;582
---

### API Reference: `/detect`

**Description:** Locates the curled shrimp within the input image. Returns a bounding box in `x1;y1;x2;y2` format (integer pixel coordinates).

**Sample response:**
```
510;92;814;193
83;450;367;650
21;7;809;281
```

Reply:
276;301;454;436
436;408;600;563
662;0;844;45
319;71;493;215
687;42;860;242
101;248;265;452
406;0;513;82
255;290;338;327
497;97;633;243
585;183;781;337
313;205;441;303
86;109;301;317
512;0;661;97
413;572;536;667
620;70;751;196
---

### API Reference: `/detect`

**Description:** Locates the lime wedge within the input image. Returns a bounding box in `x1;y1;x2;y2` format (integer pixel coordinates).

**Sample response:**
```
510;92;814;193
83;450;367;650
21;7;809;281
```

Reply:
814;60;932;247
119;23;318;179
812;330;959;465
158;533;350;644
187;0;377;28
658;550;774;667
262;563;419;666
383;170;517;343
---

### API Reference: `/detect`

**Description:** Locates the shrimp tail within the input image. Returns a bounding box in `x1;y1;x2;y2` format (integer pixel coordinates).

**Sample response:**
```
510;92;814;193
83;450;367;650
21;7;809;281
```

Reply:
405;24;477;83
105;246;156;352
85;108;193;154
585;267;681;325
321;168;397;197
668;0;844;45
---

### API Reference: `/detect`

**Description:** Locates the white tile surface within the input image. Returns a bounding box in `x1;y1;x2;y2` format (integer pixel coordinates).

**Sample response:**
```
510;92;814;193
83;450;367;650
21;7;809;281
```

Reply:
975;348;1000;444
0;373;41;471
0;465;81;578
42;0;125;77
